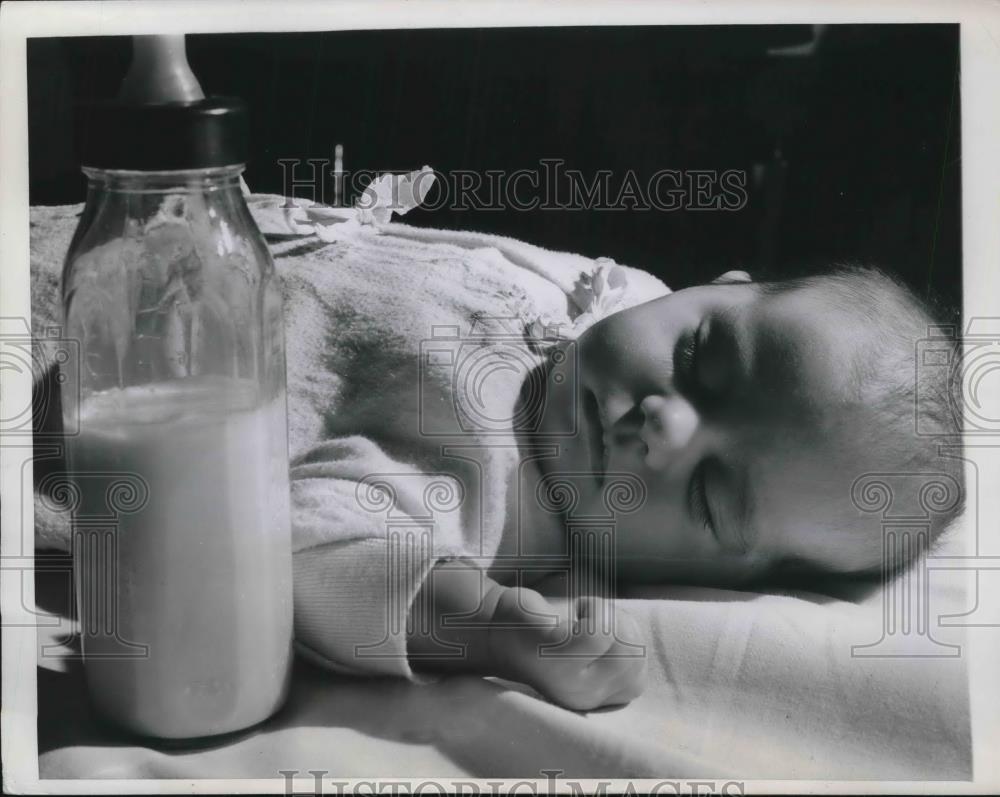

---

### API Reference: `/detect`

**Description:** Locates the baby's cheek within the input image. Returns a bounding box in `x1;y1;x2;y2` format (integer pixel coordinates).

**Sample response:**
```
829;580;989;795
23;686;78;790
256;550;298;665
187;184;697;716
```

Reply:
578;309;653;388
536;363;579;433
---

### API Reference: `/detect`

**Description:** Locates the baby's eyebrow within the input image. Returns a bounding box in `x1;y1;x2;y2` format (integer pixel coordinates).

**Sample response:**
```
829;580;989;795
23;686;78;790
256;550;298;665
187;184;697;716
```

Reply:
710;302;755;381
717;301;746;328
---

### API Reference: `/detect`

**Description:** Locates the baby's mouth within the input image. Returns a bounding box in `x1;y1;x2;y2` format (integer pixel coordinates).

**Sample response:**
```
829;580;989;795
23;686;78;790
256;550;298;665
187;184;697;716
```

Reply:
604;405;650;470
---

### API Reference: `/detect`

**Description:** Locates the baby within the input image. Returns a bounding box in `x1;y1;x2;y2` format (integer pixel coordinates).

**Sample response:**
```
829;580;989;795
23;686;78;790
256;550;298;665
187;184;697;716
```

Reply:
399;265;964;710
262;204;963;713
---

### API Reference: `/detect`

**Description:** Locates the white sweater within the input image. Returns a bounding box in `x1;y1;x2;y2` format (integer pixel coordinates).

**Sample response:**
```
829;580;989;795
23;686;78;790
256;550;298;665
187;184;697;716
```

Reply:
30;196;669;680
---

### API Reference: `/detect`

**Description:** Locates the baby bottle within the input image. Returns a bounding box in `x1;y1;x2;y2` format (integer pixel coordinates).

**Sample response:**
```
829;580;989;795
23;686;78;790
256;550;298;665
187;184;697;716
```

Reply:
59;35;293;739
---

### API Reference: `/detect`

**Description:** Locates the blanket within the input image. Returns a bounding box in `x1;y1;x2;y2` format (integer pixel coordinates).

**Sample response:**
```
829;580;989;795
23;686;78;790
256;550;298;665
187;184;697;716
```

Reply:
29;201;971;780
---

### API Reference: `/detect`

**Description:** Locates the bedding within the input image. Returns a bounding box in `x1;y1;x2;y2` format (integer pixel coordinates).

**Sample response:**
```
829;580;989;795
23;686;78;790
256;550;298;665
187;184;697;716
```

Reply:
29;201;971;780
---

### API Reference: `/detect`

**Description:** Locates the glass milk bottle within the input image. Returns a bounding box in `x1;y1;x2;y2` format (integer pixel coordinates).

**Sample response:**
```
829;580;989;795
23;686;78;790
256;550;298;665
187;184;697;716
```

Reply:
60;96;293;739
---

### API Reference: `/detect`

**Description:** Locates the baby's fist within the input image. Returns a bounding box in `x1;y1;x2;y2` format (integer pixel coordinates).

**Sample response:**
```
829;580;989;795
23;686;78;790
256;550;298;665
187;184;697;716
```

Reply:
488;587;647;711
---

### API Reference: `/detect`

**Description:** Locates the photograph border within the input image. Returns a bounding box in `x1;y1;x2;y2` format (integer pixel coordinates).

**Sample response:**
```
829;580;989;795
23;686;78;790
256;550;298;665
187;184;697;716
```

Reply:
2;0;998;793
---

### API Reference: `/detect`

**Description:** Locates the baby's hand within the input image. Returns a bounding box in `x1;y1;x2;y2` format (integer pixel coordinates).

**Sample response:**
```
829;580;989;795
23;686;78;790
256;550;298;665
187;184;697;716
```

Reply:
487;586;647;711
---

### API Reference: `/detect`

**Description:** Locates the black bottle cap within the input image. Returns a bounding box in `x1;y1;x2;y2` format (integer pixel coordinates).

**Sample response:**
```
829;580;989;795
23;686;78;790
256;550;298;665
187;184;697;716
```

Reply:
74;96;248;171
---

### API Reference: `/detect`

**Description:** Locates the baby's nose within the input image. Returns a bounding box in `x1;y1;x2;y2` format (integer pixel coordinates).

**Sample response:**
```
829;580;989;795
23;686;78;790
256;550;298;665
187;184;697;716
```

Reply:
639;393;699;469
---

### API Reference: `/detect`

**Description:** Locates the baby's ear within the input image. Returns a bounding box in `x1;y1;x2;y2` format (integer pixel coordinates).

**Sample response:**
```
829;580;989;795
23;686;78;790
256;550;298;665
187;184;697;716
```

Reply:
712;270;752;285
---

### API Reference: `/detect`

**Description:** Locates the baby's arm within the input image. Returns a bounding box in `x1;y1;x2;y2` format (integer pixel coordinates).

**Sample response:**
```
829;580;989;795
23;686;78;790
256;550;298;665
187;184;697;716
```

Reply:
407;559;647;710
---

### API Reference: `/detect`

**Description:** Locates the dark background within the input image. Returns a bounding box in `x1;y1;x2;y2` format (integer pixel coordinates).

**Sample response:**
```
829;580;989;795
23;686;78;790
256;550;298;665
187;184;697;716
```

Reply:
27;25;961;314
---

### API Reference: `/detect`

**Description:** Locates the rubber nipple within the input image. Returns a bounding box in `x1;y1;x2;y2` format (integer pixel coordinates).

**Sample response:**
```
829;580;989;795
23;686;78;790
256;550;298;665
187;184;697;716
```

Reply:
118;35;205;104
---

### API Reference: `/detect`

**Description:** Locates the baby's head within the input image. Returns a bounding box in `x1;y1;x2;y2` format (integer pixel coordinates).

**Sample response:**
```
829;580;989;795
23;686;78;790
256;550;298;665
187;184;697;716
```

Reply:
537;265;964;588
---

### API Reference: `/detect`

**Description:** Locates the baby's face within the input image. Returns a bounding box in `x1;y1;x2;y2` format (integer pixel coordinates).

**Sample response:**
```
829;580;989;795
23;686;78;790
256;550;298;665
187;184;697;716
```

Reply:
536;273;880;585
